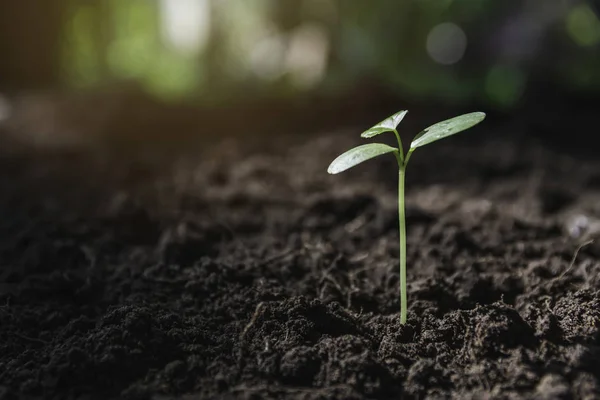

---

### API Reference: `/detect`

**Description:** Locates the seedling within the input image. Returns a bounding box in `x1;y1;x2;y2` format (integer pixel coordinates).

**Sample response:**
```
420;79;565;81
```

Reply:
327;111;485;324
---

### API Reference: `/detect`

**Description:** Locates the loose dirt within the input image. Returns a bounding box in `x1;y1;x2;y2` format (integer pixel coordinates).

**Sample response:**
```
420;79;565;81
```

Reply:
1;119;599;399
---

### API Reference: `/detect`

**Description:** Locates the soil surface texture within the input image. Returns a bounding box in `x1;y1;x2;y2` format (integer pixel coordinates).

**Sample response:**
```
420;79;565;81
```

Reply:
1;117;600;399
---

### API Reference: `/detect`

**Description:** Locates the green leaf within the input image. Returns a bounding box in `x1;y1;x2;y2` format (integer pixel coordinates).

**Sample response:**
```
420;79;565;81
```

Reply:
361;110;408;138
410;112;486;149
327;143;398;174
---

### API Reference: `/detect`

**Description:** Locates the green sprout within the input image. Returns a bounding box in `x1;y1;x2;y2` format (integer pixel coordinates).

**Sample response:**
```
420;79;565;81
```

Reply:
327;111;486;324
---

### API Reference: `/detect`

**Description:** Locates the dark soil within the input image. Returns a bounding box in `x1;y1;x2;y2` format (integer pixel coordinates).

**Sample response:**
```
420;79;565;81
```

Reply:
1;117;599;399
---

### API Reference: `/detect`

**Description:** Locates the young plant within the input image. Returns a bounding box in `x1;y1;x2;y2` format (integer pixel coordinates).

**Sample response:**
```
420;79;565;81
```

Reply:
327;111;485;324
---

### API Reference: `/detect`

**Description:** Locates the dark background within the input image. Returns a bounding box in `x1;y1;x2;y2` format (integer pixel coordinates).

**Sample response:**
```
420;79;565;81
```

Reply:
1;0;600;154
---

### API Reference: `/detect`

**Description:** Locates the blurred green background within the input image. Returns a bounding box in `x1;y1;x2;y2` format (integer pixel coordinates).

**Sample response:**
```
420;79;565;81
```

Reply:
2;0;600;109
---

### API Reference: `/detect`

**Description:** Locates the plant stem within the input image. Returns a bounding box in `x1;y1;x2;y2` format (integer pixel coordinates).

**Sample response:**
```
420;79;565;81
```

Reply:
398;166;407;324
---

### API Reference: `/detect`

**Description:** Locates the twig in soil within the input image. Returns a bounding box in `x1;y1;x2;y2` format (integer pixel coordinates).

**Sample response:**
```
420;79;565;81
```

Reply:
317;254;343;300
14;332;49;345
259;248;298;267
318;273;344;303
555;239;593;281
231;383;353;395
319;272;343;293
240;302;266;342
236;302;268;380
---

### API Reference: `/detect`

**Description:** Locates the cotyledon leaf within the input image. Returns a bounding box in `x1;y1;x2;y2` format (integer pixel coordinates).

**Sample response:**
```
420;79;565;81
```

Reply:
327;143;398;174
360;110;408;138
410;112;485;149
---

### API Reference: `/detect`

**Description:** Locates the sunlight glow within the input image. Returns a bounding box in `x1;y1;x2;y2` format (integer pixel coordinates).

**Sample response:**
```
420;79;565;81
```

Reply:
284;24;329;89
249;34;287;81
159;0;211;55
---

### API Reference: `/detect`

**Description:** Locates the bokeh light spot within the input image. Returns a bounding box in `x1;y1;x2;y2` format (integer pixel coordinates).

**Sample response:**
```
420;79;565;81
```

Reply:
426;22;467;65
485;65;525;107
566;4;600;47
284;24;329;89
158;0;211;55
249;34;286;81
